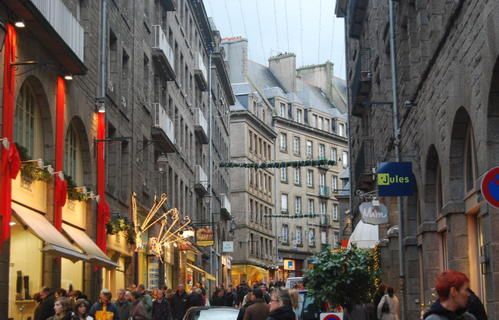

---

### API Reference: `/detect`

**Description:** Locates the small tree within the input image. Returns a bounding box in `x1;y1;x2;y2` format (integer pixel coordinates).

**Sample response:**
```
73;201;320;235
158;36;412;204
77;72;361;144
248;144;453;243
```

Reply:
304;245;380;311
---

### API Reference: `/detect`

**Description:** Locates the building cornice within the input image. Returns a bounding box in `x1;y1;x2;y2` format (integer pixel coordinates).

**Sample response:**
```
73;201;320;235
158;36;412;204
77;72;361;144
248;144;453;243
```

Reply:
231;110;277;139
274;116;348;144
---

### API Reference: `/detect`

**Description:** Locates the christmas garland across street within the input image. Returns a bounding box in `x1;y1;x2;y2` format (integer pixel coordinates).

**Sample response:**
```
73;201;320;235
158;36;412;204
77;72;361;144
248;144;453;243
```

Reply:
219;159;336;169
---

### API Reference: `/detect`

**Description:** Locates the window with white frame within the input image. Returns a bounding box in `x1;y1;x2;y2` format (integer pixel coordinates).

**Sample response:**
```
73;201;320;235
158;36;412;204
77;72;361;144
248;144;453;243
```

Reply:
308;199;315;215
14;83;40;159
333;232;340;247
293;136;300;155
339;123;345;137
308;228;316;246
321;231;327;245
296;227;303;245
331;147;337;162
296;109;303;123
306;141;313;158
342;151;348;168
319;173;326;188
320;201;326;215
294;167;301;185
280;103;287;118
295;197;302;215
281;194;288;213
332;175;338;192
279;133;287;151
282;225;289;243
307;170;314;187
280;167;288;182
319;144;326;159
64;123;83;185
333;204;338;221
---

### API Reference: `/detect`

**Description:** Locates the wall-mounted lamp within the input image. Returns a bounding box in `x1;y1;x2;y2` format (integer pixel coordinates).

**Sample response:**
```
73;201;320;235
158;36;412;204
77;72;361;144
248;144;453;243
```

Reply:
97;105;105;113
0;137;10;149
14;21;25;28
21;158;44;169
64;75;73;81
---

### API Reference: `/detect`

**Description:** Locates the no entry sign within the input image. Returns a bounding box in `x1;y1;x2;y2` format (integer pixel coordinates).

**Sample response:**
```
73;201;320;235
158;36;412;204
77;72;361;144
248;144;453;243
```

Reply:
320;313;343;320
481;167;499;208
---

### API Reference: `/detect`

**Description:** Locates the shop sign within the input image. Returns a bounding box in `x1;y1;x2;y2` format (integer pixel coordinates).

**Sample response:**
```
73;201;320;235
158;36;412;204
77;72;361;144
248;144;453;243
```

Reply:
481;167;499;208
320;313;343;320
147;256;160;289
283;259;295;271
377;162;416;196
222;241;234;252
360;202;388;225
196;226;214;246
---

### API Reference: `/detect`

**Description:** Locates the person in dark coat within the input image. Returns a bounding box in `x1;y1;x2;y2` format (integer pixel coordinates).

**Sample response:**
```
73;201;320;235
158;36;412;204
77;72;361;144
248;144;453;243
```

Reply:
130;291;149;320
153;289;173;320
224;286;236;307
211;288;226;306
115;289;132;320
237;290;255;320
467;289;487;320
34;287;55;320
243;288;270;320
237;282;249;307
172;284;188;320
47;297;73;320
266;288;296;320
187;287;205;308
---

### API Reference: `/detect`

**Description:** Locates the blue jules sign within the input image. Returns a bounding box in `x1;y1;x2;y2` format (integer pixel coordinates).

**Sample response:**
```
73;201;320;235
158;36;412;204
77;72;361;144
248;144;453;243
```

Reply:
377;162;416;196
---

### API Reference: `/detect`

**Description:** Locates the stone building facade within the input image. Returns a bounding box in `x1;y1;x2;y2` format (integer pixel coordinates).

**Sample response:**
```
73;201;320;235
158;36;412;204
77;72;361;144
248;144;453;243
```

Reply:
223;38;348;281
0;0;233;318
338;0;499;318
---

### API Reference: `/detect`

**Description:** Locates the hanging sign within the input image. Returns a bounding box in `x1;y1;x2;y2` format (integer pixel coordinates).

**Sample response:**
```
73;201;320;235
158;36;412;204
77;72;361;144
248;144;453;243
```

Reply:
481;167;499;208
320;313;343;320
222;241;234;252
196;226;214;246
360;202;389;225
283;259;295;271
377;162;416;196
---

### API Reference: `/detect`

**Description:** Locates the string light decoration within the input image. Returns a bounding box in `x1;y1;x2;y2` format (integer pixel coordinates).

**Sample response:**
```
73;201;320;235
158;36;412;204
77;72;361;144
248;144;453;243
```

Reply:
131;192;191;261
220;159;336;169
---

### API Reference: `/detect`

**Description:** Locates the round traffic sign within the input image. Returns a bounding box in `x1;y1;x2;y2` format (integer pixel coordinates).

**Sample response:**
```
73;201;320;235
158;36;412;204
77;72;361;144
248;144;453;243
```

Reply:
481;167;499;208
320;313;343;320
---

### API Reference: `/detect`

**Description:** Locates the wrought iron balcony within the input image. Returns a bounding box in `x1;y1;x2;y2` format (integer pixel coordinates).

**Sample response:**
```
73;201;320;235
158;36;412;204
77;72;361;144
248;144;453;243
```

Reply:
320;215;329;228
194;165;209;195
350;48;372;116
194;108;209;144
194;53;208;91
152;103;176;153
220;194;232;220
152;25;175;80
319;186;331;198
348;0;368;39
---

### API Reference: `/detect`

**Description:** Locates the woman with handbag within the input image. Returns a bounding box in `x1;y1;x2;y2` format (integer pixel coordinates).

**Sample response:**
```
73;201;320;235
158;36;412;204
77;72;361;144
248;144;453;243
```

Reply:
377;287;400;320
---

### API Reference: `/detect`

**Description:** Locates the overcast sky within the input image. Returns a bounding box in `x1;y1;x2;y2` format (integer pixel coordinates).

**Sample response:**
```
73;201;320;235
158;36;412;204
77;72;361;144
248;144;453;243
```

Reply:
204;0;346;79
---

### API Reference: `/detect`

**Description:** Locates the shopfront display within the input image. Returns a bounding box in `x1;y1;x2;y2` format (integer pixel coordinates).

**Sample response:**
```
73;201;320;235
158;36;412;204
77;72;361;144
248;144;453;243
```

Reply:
231;265;269;286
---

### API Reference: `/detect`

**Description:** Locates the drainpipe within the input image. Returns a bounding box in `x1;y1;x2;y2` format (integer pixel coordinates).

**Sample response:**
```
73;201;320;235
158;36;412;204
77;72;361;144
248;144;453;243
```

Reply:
388;1;406;319
208;51;214;290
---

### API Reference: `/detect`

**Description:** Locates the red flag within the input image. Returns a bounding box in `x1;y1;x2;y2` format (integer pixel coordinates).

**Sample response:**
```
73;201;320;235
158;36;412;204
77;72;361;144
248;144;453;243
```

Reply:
8;144;20;179
55;175;67;207
97;199;110;253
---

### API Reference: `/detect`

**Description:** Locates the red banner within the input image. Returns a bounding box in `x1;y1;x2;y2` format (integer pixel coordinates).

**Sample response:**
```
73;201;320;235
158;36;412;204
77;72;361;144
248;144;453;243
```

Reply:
96;112;108;253
54;77;66;231
0;24;17;248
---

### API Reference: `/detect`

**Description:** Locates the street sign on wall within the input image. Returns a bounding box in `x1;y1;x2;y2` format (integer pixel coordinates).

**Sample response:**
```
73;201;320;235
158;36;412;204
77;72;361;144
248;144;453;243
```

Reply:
360;202;389;225
283;259;295;270
481;167;499;208
320;313;343;320
222;241;234;252
377;162;416;196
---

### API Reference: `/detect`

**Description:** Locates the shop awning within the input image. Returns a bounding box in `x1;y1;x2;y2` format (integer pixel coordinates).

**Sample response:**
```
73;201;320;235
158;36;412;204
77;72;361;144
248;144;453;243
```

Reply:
62;223;119;269
348;220;379;249
186;263;216;281
12;203;87;262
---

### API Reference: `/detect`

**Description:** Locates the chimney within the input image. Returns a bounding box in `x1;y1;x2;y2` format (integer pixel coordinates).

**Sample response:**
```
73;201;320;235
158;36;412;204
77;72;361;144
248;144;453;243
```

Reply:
297;61;334;102
221;37;248;83
268;53;297;92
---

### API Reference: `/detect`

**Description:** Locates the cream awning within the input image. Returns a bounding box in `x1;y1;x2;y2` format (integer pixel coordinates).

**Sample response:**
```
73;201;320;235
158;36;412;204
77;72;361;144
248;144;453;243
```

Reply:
12;202;87;262
62;223;119;269
186;263;216;281
348;220;379;249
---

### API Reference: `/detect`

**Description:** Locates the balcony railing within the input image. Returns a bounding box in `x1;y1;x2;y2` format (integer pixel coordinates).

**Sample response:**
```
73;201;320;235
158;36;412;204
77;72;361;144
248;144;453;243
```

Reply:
194;53;208;90
152;103;176;153
319;186;331;198
220;194;232;220
194;165;209;195
348;0;369;38
194;108;209;144
152;25;175;80
350;48;372;116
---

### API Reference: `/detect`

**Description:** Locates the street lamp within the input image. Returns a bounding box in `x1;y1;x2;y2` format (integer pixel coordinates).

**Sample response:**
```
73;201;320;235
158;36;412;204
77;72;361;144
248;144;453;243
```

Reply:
157;153;168;172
